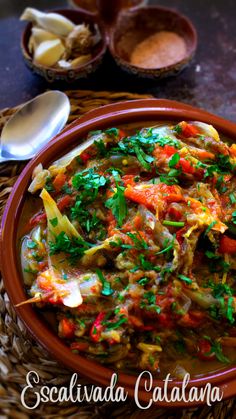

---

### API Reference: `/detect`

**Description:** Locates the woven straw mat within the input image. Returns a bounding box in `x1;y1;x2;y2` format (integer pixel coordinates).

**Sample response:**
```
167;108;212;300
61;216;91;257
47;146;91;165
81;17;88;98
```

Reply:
0;90;235;419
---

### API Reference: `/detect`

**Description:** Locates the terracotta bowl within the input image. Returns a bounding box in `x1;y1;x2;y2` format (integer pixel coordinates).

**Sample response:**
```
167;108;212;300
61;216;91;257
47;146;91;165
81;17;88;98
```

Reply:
21;9;107;83
109;6;197;79
2;99;236;407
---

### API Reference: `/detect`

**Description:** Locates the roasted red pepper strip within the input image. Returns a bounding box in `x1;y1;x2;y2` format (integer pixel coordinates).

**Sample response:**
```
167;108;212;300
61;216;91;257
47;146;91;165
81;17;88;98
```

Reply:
178;122;200;138
57;195;74;211
197;339;215;361
163;145;177;156
219;235;236;254
52;173;67;192
80;151;91;163
118;129;126;139
122;174;136;187
29;212;47;227
178;310;205;328
59;318;76;339
125;184;183;211
176;158;195;174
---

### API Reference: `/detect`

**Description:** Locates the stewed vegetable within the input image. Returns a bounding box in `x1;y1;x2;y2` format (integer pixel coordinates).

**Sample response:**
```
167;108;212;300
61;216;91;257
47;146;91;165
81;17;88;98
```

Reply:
19;121;236;377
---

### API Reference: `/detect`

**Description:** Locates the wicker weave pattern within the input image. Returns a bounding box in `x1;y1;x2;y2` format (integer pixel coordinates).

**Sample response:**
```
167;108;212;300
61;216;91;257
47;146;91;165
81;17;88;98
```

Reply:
0;90;234;419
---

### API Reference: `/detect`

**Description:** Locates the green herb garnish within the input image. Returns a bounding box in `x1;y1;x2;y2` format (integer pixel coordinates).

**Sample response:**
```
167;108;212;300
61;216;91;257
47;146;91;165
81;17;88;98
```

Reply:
105;170;127;227
204;221;217;235
168;152;180;168
163;220;185;227
50;217;58;227
96;268;114;296
229;193;236;204
49;231;92;264
178;274;192;284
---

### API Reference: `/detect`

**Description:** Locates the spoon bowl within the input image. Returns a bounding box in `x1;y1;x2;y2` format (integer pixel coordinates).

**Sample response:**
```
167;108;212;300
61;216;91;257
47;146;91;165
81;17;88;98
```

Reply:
0;91;70;162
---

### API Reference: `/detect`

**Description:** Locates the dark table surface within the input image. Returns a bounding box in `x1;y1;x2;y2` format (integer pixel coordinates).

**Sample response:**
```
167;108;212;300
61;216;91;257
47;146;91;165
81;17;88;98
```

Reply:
0;0;236;122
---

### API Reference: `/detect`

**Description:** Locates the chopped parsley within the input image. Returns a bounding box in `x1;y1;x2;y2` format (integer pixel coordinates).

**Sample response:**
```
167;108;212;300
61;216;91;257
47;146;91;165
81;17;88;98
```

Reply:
178;274;192;284
104;316;128;330
168;152;180;168
173;124;182;135
96;268;114;296
45;176;54;192
204;221;217;235
105;128;120;138
72;168;108;200
109;128;180;171
156;235;175;258
159;168;181;185
197;154;236;180
49;231;92;264
232;211;236;225
50;217;58;227
140;291;161;313
204;337;230;363
94;139;107;157
137;277;149;286
62;183;73;195
229;193;236;204
105;170;127;227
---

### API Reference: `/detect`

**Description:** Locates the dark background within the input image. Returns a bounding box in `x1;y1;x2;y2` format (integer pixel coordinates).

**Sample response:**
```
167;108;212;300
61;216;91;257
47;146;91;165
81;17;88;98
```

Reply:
0;0;236;121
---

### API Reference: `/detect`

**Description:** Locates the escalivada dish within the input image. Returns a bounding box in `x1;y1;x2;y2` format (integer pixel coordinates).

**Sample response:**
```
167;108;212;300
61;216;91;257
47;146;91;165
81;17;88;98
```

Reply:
1;99;236;406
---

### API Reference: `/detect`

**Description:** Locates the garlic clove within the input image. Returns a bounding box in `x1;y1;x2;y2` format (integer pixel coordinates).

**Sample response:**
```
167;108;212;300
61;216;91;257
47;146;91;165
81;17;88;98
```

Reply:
34;39;66;67
29;27;59;53
20;7;75;37
65;24;93;56
57;59;71;69
70;54;92;67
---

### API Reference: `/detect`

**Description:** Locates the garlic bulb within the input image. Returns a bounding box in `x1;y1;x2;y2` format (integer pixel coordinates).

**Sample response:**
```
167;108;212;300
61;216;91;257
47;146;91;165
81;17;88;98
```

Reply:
20;7;75;37
65;24;94;58
29;27;58;53
34;39;65;67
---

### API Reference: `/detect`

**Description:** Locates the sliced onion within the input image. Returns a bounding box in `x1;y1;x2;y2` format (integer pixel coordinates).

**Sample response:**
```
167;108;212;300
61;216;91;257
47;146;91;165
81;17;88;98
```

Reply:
48;132;108;176
191;121;220;142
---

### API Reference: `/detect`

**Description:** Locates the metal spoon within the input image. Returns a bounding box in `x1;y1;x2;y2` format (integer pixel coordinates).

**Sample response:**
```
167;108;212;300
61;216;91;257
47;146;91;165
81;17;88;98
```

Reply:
0;91;70;163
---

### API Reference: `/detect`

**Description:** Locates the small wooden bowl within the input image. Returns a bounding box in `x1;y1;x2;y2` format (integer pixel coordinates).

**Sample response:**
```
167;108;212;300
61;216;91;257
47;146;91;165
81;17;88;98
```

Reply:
21;4;197;82
68;0;147;14
109;6;197;79
21;9;107;83
68;0;98;13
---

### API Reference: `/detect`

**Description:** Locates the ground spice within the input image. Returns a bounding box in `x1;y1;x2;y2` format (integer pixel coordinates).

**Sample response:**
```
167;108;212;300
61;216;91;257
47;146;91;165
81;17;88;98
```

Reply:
130;30;187;69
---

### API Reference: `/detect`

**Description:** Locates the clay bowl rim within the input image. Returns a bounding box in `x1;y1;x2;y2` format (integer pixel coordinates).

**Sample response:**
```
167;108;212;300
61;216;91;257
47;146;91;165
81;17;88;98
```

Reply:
109;5;198;74
68;0;148;14
2;99;236;407
21;8;107;75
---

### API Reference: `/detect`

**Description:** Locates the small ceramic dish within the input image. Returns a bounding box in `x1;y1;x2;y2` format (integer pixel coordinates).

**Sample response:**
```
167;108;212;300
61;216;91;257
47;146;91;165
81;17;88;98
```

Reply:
109;6;197;79
68;0;98;13
21;3;197;82
68;0;147;14
21;8;107;83
1;99;236;407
